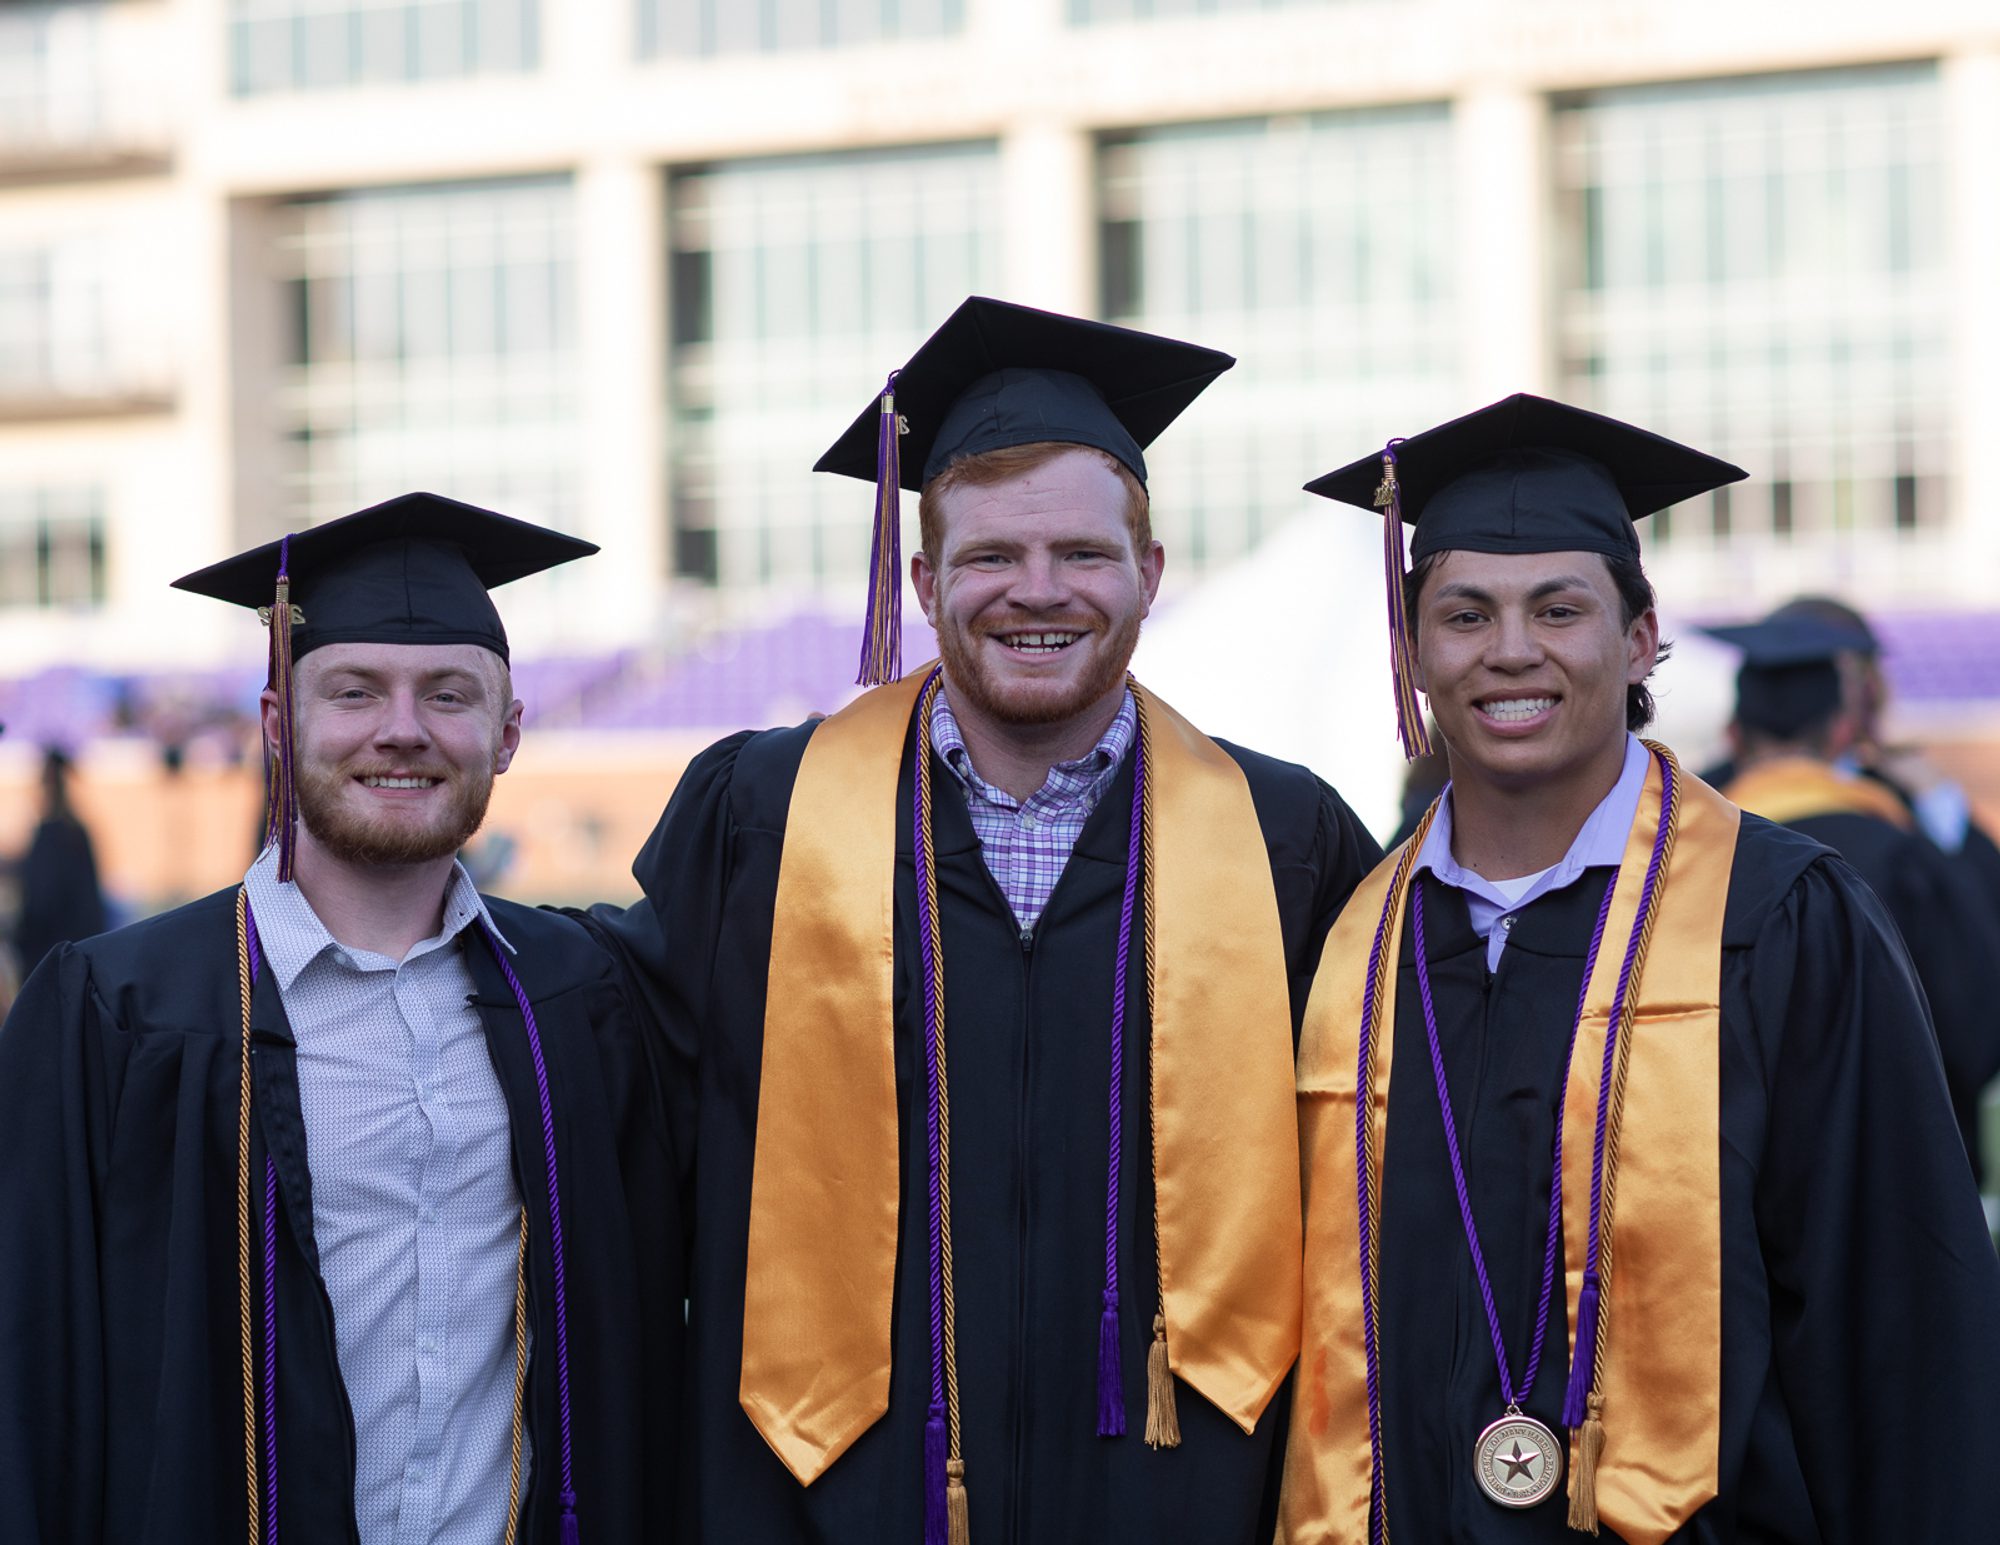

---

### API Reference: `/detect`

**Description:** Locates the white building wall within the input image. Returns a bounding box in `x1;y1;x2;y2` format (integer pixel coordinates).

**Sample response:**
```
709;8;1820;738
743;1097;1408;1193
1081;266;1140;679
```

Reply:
2;0;1998;674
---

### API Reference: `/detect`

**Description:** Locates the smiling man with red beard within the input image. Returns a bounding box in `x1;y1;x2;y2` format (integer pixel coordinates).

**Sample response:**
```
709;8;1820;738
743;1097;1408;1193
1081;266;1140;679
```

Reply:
0;493;685;1545
1279;396;2000;1544
585;298;1380;1545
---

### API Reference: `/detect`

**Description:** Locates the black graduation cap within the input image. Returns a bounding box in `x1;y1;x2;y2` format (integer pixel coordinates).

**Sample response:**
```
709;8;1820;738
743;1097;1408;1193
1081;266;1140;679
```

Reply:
1701;613;1874;741
172;490;595;880
815;298;1233;687
172;490;596;665
1304;393;1746;759
815;296;1234;492
1306;393;1746;563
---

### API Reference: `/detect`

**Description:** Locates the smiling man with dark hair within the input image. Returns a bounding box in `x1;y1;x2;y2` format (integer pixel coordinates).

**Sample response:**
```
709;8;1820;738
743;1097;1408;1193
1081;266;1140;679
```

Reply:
1280;395;2000;1543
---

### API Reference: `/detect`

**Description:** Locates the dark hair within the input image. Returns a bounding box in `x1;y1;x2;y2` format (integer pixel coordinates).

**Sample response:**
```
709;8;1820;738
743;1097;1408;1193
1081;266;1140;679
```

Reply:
1403;550;1670;732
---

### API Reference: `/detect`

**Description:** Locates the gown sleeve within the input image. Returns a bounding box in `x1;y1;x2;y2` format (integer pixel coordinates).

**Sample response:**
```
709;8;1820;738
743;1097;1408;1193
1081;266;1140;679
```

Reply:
572;730;755;1177
0;946;112;1544
1743;855;2000;1542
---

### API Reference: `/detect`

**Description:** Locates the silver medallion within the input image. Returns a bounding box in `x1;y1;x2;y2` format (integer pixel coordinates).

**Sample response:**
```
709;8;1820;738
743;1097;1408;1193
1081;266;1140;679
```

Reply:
1473;1409;1563;1509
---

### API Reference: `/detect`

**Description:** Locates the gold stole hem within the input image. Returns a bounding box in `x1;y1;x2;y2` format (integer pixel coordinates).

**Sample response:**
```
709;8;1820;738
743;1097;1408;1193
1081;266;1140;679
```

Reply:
1280;750;1739;1545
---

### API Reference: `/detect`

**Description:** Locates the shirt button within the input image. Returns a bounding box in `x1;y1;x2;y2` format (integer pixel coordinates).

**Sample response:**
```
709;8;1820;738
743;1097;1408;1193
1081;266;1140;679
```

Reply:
1020;810;1039;829
419;1334;438;1354
1501;914;1516;931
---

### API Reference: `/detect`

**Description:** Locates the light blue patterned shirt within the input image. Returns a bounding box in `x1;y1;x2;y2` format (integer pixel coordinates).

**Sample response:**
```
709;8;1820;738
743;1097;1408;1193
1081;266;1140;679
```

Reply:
1411;735;1650;970
243;848;529;1544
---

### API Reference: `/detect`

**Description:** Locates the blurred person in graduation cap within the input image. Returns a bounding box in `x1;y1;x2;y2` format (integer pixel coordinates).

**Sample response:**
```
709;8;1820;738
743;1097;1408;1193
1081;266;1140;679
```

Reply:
0;493;685;1544
1279;395;2000;1543
9;745;109;976
583;297;1381;1544
1709;611;2000;1186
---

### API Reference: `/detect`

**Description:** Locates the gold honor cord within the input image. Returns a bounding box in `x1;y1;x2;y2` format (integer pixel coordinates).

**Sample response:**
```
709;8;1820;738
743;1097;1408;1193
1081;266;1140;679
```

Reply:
1134;690;1179;1450
236;888;260;1545
914;673;970;1540
502;1205;530;1545
1360;801;1440;1545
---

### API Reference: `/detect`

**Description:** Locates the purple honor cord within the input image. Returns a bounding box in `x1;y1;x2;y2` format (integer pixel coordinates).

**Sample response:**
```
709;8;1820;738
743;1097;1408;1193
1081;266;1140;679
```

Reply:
480;920;583;1544
1408;870;1618;1414
1097;711;1145;1438
913;669;950;1545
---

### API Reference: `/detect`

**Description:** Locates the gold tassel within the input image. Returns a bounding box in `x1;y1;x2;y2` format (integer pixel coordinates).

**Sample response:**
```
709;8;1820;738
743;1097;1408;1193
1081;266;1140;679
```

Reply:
1566;1391;1605;1535
1144;1312;1181;1449
945;1457;970;1545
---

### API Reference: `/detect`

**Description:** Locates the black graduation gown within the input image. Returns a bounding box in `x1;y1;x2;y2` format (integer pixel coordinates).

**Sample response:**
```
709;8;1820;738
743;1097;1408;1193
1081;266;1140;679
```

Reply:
0;885;684;1544
597;713;1380;1545
1782;810;2000;1185
1373;814;2000;1542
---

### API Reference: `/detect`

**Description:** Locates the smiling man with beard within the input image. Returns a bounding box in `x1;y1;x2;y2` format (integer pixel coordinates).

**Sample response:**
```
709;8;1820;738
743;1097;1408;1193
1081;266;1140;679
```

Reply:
0;493;685;1545
587;298;1380;1544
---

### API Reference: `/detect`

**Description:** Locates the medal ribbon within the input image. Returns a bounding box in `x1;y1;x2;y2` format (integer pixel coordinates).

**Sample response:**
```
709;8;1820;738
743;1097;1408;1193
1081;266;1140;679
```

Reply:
1407;865;1622;1414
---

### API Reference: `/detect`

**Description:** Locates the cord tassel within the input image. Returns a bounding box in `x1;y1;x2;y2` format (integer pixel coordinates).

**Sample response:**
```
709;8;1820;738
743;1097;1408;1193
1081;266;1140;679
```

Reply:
1561;1270;1601;1428
924;1407;948;1545
1567;1392;1606;1535
559;1491;581;1545
1143;1313;1181;1449
857;374;906;686
1375;445;1431;761
945;1458;971;1545
1096;1290;1126;1437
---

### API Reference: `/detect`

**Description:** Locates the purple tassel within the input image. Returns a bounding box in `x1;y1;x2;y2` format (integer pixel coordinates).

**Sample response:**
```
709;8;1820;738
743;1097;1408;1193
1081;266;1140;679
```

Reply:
559;1490;581;1545
857;374;905;686
924;1405;948;1545
1097;1288;1126;1437
1562;1270;1601;1428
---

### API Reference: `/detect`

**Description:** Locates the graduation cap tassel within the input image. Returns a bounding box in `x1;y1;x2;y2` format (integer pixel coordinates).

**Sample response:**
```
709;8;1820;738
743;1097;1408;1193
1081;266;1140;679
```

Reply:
857;375;906;687
262;534;301;881
1375;446;1432;762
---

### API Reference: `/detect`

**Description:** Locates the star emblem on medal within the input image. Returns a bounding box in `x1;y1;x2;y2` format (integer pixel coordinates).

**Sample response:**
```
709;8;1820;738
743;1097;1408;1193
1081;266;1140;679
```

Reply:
1498;1440;1540;1484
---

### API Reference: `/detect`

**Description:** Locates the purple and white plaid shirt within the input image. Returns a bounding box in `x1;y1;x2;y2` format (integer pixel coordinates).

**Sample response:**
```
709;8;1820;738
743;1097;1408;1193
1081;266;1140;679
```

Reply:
931;685;1137;932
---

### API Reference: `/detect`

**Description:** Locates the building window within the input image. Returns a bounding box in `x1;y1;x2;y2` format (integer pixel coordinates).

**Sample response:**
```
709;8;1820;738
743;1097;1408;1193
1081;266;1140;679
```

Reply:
639;0;964;58
1099;108;1458;572
0;4;106;150
667;143;1000;591
273;177;578;530
1070;0;1351;21
0;487;106;609
229;1;538;96
0;238;108;402
1554;65;1947;558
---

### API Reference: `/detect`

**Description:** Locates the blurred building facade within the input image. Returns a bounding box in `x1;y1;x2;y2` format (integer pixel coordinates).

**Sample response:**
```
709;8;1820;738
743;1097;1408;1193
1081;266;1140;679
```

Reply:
2;0;1998;673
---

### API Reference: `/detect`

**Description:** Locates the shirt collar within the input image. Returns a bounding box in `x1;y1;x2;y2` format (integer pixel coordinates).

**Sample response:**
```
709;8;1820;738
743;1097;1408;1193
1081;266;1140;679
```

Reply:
1413;734;1650;904
241;844;512;991
931;684;1136;807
